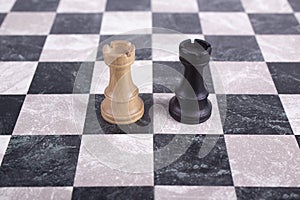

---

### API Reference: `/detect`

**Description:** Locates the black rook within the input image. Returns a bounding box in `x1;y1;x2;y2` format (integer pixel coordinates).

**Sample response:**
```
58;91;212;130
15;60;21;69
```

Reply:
169;39;212;124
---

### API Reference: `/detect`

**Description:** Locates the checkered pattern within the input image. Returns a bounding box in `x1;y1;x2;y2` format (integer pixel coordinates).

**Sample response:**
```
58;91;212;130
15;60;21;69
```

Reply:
0;0;300;199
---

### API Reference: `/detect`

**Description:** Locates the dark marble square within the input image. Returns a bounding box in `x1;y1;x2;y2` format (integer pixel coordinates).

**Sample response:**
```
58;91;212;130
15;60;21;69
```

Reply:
153;13;201;34
198;0;244;11
289;0;300;11
12;0;60;11
83;94;153;134
50;14;102;34
72;187;153;200
97;35;151;61
154;134;233;186
267;63;300;94
0;14;6;26
28;62;94;94
0;95;25;135
296;136;300;148
236;187;300;200
153;61;214;93
249;14;300;34
0;135;81;186
0;36;46;61
106;0;150;11
218;94;293;134
205;36;264;61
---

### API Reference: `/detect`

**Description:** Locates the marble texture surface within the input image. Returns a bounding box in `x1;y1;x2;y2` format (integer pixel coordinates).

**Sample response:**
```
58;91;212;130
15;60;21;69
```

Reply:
225;135;300;187
90;61;152;94
101;12;151;35
241;0;293;13
57;0;106;13
0;187;72;200
0;62;37;94
155;186;237;200
0;0;16;12
200;13;254;35
198;0;244;11
256;35;300;62
39;35;99;61
74;135;153;186
13;94;89;135
12;0;60;11
295;13;300;23
280;95;300;135
210;62;277;94
152;0;198;12
106;0;150;11
0;13;55;35
0;136;10;165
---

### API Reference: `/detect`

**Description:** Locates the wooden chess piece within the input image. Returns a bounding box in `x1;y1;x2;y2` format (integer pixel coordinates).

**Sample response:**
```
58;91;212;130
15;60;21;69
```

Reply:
101;40;144;124
169;39;212;124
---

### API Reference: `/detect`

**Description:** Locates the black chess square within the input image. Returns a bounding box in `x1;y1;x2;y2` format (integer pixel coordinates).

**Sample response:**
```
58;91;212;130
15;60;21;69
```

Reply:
153;13;202;34
218;94;293;134
205;36;264;61
97;35;152;61
267;63;300;94
249;14;300;34
0;95;25;135
83;94;153;134
0;36;46;61
72;187;154;200
0;135;81;186
289;0;300;11
106;0;151;11
198;0;244;11
28;62;94;94
296;136;300;148
50;14;102;34
153;61;214;93
0;14;6;26
154;134;233;186
12;0;60;11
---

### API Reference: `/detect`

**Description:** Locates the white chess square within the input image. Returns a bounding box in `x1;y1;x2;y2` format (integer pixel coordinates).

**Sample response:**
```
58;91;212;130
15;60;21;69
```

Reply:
152;0;199;13
241;0;293;13
57;0;106;13
295;13;300;23
0;0;16;12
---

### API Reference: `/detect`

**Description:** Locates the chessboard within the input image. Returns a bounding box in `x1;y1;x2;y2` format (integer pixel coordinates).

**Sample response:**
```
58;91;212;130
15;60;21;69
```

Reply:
0;0;300;199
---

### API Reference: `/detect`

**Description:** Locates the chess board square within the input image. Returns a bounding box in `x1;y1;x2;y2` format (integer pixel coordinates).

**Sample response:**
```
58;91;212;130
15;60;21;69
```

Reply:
152;34;204;61
153;13;201;34
12;0;60;11
90;61;152;94
236;187;300;200
154;134;233;186
28;62;94;94
296;136;300;147
83;94;153;134
0;13;55;35
50;14;102;34
155;186;236;200
0;14;5;26
198;0;244;12
267;63;300;94
225;135;300;186
241;0;293;13
249;14;300;34
219;95;293;134
74;135;153;186
72;187;154;200
205;36;264;61
256;35;300;62
199;13;254;35
210;62;277;94
152;0;198;13
97;34;152;60
296;13;300;23
280;95;300;135
289;0;300;11
154;94;222;134
0;95;25;135
0;135;81;186
0;136;10;165
0;187;73;200
0;62;37;94
153;61;214;94
106;0;150;11
57;0;106;13
0;0;15;12
101;12;151;35
0;36;46;61
13;94;89;135
39;35;99;62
